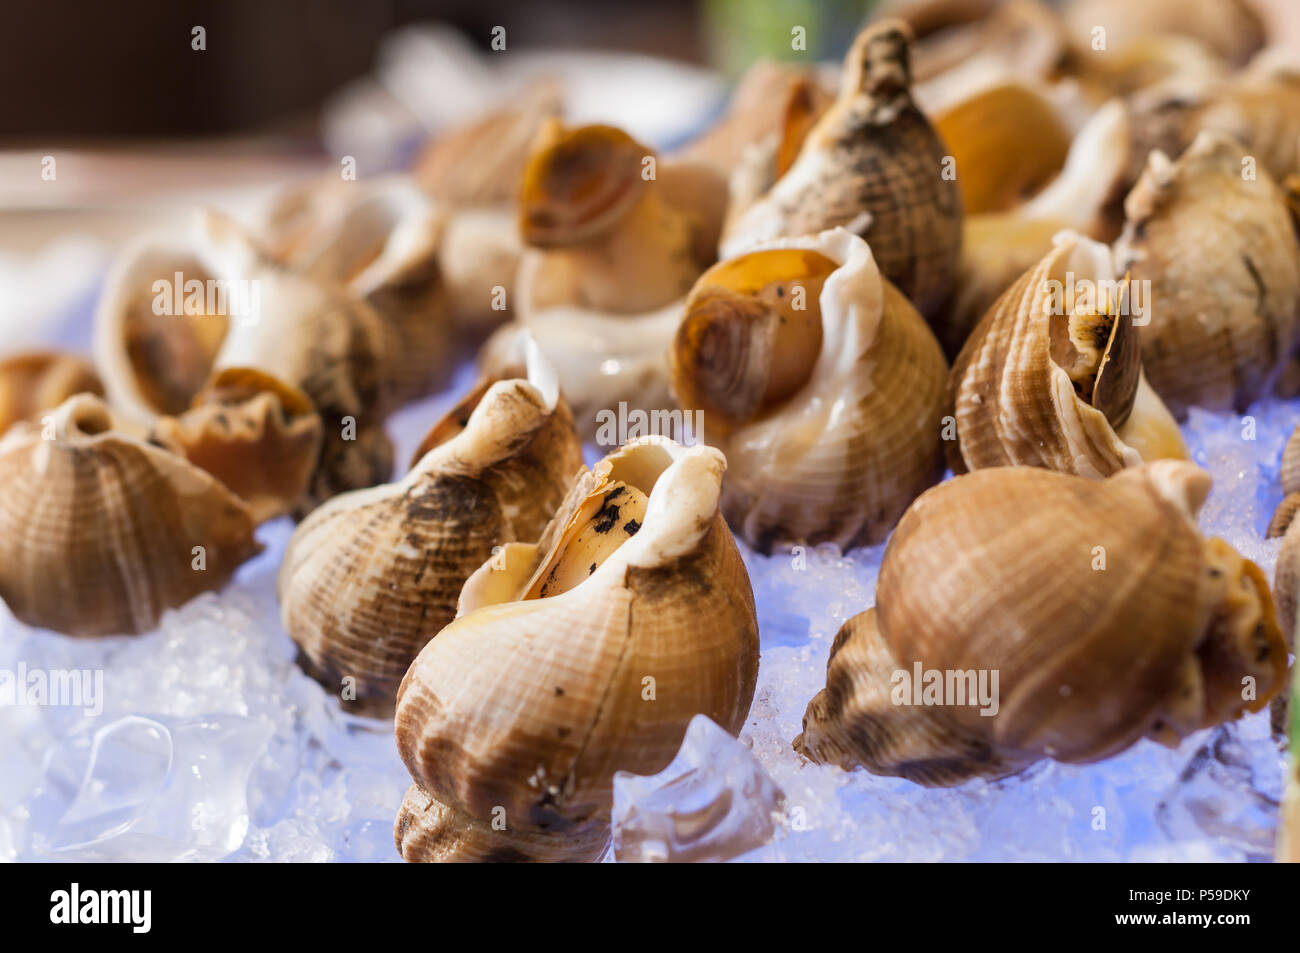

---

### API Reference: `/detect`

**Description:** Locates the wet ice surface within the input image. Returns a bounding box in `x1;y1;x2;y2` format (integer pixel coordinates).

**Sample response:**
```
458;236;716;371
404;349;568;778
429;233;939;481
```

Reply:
1;380;1295;862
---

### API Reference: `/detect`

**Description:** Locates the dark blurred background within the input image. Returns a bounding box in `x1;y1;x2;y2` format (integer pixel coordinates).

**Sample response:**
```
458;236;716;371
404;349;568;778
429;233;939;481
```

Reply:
0;0;870;141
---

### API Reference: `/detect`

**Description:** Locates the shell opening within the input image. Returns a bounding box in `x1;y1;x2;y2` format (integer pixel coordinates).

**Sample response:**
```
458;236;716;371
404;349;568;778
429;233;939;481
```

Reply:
66;398;112;438
123;272;229;416
519;124;647;248
522;478;649;600
672;248;832;429
1151;538;1288;743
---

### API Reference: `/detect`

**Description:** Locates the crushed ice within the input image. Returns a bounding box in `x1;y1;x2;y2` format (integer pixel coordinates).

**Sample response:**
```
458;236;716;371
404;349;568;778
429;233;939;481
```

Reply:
1;385;1295;861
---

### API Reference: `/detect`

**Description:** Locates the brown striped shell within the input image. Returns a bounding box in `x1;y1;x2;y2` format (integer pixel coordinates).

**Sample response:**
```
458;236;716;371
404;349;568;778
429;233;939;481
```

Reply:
1112;132;1300;418
0;394;261;636
278;339;582;715
940;98;1133;355
796;462;1288;785
671;227;948;552
948;230;1186;476
394;438;759;862
719;20;963;321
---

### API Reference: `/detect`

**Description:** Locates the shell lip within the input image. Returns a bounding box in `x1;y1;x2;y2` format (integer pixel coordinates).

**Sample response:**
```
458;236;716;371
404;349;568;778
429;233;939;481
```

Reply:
518;123;649;248
408;346;562;480
92;230;222;427
697;227;885;447
475;437;727;613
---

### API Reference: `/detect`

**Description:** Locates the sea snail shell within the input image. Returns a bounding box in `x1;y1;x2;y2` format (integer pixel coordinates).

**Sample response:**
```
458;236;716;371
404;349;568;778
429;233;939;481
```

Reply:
1112;131;1300;418
0;394;261;636
278;336;582;714
720;20;963;323
671;227;948;552
258;176;453;404
795;462;1288;786
482;121;727;438
96;212;401;519
394;437;760;862
1268;423;1300;737
948;229;1187;477
0;351;103;436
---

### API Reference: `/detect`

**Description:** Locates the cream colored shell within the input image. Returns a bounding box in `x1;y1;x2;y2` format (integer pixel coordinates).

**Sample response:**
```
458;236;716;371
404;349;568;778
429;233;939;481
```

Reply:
0;394;261;636
673;227;948;552
394;437;760;862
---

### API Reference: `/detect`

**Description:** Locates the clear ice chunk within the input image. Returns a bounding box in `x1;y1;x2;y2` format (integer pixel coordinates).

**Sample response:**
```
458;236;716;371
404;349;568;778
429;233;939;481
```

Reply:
611;714;786;863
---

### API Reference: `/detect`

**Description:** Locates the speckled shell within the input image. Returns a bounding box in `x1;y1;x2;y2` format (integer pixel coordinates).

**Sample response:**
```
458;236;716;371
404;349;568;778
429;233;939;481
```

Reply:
0;394;261;636
673;228;948;553
1125;55;1300;206
261;177;454;404
948;230;1186;476
278;340;581;714
720;20;963;321
796;462;1288;785
0;351;103;436
1113;132;1300;418
394;438;760;862
194;210;401;512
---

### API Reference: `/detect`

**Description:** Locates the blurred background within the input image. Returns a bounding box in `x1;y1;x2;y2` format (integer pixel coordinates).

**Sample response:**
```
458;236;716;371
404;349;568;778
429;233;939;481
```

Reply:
0;0;876;347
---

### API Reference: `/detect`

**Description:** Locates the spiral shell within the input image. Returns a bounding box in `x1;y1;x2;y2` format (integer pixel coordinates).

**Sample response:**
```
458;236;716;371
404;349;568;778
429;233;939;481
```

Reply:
261;177;453;404
394;437;760;862
0;351;103;436
671;227;948;552
796;462;1288;785
1113;131;1300;417
948;230;1186;476
194;209;400;512
941;98;1133;355
0;394;261;636
720;20;963;322
486;122;726;438
279;338;581;714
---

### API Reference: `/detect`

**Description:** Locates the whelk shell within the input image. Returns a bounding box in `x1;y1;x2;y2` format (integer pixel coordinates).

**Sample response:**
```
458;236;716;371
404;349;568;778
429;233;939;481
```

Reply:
941;99;1134;356
1112;131;1300;418
278;337;581;714
187;209;400;513
671;228;948;552
0;394;261;636
0;351;103;436
260;176;453;404
948;230;1186;477
394;437;759;862
796;462;1288;785
720;20;963;322
485;122;726;438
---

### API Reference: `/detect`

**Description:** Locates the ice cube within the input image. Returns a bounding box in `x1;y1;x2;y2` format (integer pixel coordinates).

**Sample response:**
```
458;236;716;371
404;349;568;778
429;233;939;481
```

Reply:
611;714;785;863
